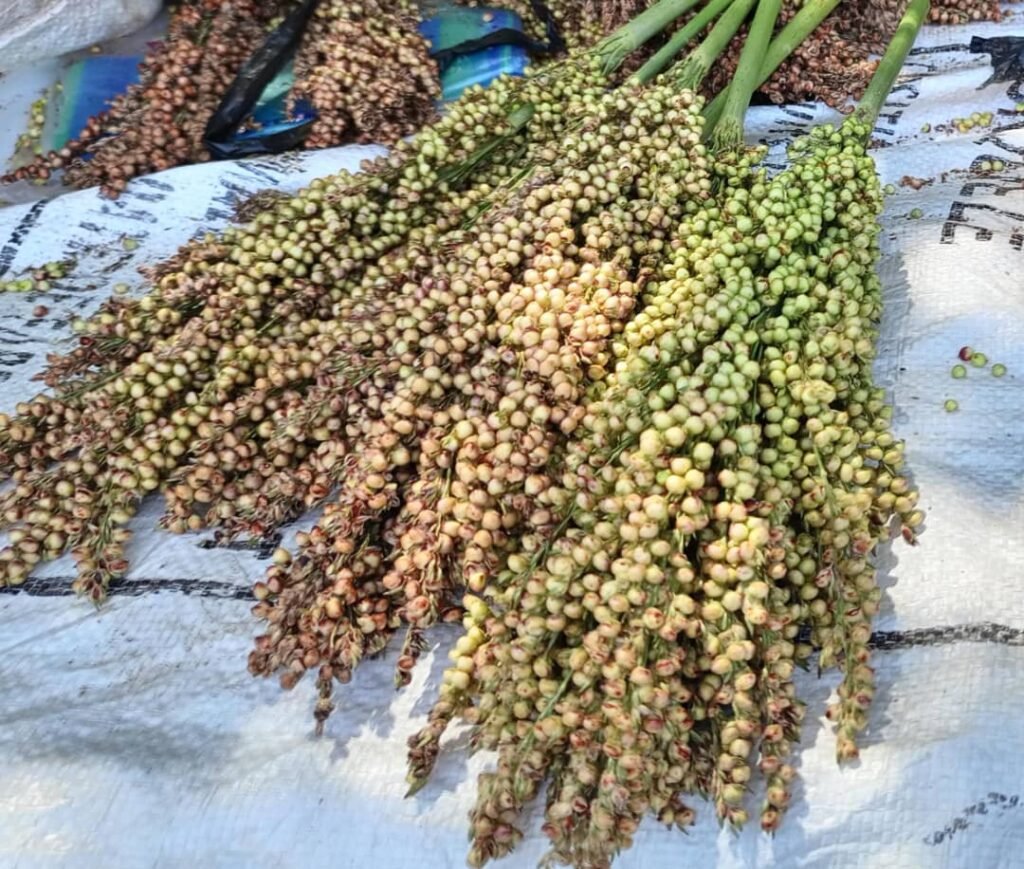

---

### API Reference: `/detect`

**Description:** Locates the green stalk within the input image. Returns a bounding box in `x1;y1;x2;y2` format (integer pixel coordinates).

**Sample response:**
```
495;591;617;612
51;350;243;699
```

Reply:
854;0;930;128
593;0;703;75
667;0;756;94
447;0;704;188
708;0;782;150
702;0;842;132
632;0;737;86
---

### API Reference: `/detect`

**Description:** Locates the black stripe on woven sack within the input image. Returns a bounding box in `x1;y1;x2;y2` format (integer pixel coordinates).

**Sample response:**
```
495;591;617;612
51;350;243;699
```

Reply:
909;43;971;56
0;575;249;599
0;199;49;276
870;622;1024;649
1;576;1023;651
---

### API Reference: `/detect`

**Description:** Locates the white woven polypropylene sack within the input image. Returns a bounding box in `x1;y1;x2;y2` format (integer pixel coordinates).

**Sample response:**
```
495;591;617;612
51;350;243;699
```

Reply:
0;0;162;72
1;12;1024;869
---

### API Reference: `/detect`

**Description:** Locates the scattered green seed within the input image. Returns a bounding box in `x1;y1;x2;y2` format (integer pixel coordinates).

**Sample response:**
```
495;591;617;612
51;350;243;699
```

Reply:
951;364;967;379
991;159;1005;172
944;399;959;412
122;237;139;251
992;363;1007;377
884;184;896;195
113;282;130;294
921;123;931;133
909;208;923;219
970;352;988;368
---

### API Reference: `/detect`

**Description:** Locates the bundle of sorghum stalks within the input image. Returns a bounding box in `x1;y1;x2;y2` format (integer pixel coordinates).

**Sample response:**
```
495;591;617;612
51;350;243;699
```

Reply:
529;0;1021;107
2;0;280;197
0;0;703;595
247;0;761;724
286;0;439;148
2;0;439;197
0;0;929;865
403;4;929;866
731;0;1024;105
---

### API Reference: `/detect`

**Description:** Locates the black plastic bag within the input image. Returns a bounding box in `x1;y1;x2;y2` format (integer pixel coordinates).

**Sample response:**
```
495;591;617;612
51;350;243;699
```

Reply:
970;35;1024;89
204;0;321;159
